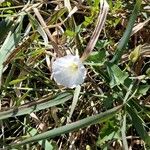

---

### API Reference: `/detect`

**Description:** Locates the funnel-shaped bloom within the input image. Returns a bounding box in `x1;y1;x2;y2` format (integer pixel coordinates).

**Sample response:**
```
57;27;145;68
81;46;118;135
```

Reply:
52;54;86;88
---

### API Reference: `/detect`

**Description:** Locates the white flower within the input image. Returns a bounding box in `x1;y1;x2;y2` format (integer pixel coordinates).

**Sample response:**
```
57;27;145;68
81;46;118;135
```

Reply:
52;54;87;88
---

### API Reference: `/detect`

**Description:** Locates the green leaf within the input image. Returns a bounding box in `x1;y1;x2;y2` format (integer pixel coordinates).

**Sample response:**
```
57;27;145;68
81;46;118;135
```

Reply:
28;127;53;150
0;92;72;120
47;7;68;25
97;120;120;147
0;18;23;63
65;29;76;37
95;40;109;49
111;0;142;64
127;105;150;145
87;50;106;64
146;68;150;77
129;45;141;63
9;77;27;85
0;16;24;87
107;64;128;87
93;0;100;7
67;85;81;122
0;18;14;42
29;49;45;57
28;13;48;45
83;16;93;26
137;85;150;96
10;105;122;147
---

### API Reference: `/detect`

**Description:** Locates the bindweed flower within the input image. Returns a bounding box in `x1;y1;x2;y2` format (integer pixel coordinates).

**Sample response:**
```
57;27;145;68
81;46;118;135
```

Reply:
52;54;87;88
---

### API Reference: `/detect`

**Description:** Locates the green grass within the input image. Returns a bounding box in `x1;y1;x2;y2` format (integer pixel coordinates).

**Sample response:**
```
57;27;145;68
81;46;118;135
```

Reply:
0;0;150;149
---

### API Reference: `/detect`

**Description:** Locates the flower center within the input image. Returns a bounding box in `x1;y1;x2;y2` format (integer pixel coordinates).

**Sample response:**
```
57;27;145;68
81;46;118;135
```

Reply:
69;62;78;74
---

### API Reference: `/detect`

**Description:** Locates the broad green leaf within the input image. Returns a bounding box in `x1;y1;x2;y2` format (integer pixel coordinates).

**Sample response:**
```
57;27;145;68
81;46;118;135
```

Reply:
0;92;72;120
38;139;53;150
137;85;149;96
87;50;106;64
97;120;120;147
111;0;142;64
127;105;150;145
95;40;109;49
107;64;128;87
10;105;122;147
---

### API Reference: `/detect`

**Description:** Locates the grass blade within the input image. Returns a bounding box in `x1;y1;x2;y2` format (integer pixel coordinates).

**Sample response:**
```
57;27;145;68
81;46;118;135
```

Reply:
121;114;128;150
0;92;72;120
0;16;23;87
10;105;122;147
67;85;81;122
110;0;142;64
0;18;14;42
127;104;150;145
